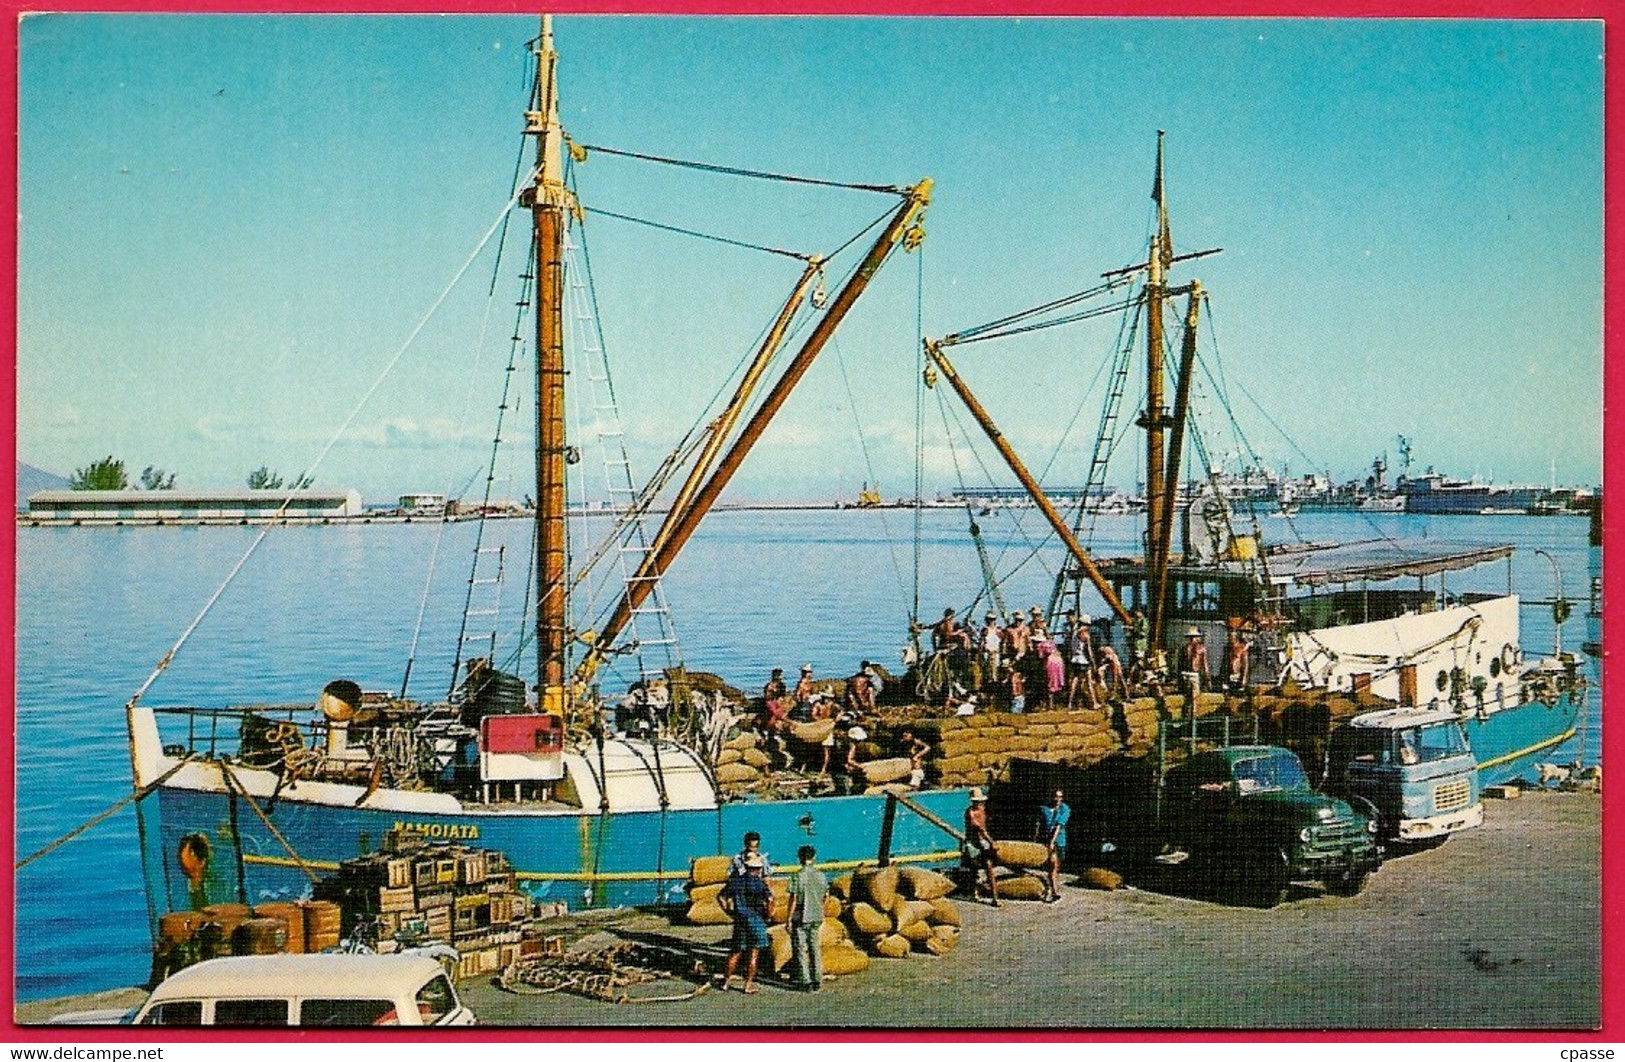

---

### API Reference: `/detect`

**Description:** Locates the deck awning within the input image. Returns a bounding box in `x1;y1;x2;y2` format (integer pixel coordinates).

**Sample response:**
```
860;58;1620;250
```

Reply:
1263;538;1514;587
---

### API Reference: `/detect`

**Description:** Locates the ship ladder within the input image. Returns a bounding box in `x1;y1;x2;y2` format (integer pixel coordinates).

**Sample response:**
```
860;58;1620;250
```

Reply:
564;230;683;692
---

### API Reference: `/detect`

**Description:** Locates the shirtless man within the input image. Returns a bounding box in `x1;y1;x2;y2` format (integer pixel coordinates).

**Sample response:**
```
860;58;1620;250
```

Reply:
1181;628;1210;700
901;729;930;788
963;788;1000;906
1224;624;1251;692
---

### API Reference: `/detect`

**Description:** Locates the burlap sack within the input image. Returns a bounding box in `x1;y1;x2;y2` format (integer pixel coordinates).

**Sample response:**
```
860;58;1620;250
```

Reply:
818;920;848;949
994;874;1047;901
861;757;913;785
889;898;936;931
723;731;760;751
789;718;836;744
823;941;871;976
714;762;759;785
898;866;955;901
1081;867;1124;891
690;856;732;887
854;865;901;909
926;898;961;927
741;747;772;770
847;901;891;936
923;924;960;955
716;748;744;765
768;879;789;925
829;873;853;901
769;925;792;972
687;882;724;905
993;840;1050;869
822;894;842;920
686;899;732;925
898;919;933;944
871;934;911;958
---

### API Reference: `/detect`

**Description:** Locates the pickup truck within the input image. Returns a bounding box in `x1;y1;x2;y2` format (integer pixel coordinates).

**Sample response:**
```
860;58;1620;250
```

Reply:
1157;745;1382;906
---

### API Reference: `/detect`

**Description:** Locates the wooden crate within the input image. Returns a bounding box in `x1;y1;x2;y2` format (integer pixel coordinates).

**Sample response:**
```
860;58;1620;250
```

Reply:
483;850;509;876
456;852;487;885
377;886;416;914
476;947;501;974
483;871;516;895
456;952;482;980
384;857;413;890
422;906;452;940
498;943;521;969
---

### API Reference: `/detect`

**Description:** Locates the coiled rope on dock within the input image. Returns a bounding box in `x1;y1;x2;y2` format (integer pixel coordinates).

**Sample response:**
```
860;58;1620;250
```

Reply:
498;941;709;1003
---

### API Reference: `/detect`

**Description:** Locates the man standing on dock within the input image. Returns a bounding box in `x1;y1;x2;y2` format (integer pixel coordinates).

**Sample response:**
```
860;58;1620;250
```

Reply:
718;855;774;995
964;788;1000;906
785;845;828;992
1036;788;1070;903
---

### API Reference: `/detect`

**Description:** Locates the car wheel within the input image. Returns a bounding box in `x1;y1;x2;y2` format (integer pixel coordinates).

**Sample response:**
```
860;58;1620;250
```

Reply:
1325;870;1368;897
1250;848;1292;908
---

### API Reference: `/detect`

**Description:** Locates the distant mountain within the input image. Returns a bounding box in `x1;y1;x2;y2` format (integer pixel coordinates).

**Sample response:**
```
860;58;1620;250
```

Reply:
17;462;69;510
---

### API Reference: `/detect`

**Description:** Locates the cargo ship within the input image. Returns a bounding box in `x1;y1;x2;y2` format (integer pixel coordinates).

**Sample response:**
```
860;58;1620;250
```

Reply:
126;24;1580;931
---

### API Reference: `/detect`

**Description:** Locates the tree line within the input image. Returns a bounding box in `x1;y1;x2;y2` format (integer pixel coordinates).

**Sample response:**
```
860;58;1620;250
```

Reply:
68;457;313;491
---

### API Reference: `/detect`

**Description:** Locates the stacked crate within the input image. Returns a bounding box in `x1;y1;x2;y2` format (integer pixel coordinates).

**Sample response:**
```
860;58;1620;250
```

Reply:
310;836;541;980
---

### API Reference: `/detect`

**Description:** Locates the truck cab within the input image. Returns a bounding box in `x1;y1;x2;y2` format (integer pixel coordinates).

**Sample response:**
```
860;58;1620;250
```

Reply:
1159;745;1382;906
1324;708;1483;844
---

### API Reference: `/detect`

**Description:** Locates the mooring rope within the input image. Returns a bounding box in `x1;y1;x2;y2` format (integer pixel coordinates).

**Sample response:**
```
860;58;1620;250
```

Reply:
15;756;194;871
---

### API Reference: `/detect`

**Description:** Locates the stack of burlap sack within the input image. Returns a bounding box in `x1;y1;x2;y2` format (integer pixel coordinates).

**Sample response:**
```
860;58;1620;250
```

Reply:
680;859;968;975
831;865;962;960
910;710;1123;786
712;731;775;790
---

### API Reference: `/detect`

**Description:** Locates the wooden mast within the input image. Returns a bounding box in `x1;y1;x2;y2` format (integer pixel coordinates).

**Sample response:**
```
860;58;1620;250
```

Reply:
1138;131;1173;653
1152;282;1202;638
923;341;1131;624
578;182;932;678
523;15;573;712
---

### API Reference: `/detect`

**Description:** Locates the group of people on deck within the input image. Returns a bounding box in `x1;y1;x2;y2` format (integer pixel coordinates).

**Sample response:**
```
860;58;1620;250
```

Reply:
755;660;914;793
929;604;1257;711
928;604;1130;712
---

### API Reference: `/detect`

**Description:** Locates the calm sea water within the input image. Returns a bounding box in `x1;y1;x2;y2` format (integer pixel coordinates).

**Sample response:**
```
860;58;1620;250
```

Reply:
12;507;1601;1002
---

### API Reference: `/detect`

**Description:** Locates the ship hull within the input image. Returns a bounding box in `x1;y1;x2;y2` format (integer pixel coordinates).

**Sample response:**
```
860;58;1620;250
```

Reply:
1464;694;1583;787
139;775;970;915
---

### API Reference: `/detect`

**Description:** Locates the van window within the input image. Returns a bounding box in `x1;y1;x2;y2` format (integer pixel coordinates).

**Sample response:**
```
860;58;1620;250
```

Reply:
300;998;400;1026
140;1001;203;1026
415;976;458;1024
213;999;290;1026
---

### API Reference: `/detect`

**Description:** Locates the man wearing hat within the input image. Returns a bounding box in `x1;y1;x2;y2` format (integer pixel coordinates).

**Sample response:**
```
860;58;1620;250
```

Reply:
793;664;816;721
1181;627;1210;701
718;853;774;994
1066;611;1099;712
962;788;1000;906
838;726;869;795
978;612;1003;695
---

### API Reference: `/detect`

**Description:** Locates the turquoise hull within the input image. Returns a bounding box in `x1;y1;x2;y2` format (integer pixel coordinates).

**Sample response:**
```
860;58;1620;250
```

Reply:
142;784;971;914
1464;695;1583;787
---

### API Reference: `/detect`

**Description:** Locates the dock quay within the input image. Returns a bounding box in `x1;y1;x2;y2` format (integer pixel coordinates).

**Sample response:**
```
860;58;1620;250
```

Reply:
16;788;1599;1030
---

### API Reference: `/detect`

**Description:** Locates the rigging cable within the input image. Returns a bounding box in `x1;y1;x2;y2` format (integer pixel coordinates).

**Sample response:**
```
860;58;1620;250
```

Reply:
831;332;913;610
571;141;908;196
124;173;542;711
583;206;814;262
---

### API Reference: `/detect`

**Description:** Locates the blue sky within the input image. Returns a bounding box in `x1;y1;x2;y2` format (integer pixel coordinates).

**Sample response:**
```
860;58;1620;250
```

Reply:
17;15;1603;503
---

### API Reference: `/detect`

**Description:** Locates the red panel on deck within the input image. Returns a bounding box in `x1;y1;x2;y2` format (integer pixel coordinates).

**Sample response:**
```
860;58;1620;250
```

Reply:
480;714;564;754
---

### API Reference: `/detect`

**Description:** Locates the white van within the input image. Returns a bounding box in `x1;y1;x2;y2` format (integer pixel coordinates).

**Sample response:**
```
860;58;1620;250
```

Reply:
131;954;476;1027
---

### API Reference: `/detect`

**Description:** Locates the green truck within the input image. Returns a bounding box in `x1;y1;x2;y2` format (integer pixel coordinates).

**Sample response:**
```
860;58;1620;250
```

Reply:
1153;745;1383;906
